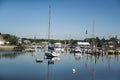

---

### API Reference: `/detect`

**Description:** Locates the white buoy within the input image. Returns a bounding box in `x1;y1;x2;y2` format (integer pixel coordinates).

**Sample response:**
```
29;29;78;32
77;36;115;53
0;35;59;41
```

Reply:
72;68;76;73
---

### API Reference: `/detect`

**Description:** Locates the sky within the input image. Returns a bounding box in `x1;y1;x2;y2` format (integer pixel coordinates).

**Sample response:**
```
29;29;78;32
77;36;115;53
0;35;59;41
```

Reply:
0;0;120;40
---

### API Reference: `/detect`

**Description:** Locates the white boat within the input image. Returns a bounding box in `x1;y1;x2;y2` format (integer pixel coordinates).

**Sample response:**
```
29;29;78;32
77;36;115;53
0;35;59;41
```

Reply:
45;51;60;57
73;42;91;54
74;46;82;53
25;46;35;52
54;42;65;52
45;6;60;57
35;58;43;63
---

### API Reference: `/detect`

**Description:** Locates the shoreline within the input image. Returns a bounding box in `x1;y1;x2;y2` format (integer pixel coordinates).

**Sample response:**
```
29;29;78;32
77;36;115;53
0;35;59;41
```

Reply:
0;45;16;50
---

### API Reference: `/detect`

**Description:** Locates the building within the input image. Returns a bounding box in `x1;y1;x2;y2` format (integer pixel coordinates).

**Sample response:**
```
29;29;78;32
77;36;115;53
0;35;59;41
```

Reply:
77;42;90;48
0;35;5;45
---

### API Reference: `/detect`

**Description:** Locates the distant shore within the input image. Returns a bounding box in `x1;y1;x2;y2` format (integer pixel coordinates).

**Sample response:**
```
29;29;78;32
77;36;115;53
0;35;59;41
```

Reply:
0;45;16;50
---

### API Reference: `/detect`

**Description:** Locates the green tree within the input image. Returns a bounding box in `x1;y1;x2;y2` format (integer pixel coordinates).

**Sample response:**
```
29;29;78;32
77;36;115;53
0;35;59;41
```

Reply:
96;37;100;43
2;34;18;45
9;35;18;45
2;34;10;41
101;37;106;43
109;37;117;41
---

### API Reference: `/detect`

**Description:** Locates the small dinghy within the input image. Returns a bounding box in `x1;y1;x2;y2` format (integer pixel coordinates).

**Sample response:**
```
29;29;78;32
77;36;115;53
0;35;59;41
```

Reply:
35;58;43;63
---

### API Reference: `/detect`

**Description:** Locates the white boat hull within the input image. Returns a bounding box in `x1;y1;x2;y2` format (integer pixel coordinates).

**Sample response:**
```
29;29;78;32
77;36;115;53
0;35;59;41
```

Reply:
45;51;60;57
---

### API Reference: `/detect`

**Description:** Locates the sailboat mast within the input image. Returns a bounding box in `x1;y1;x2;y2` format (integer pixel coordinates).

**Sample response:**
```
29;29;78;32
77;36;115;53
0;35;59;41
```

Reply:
92;20;95;39
48;6;51;43
92;20;95;50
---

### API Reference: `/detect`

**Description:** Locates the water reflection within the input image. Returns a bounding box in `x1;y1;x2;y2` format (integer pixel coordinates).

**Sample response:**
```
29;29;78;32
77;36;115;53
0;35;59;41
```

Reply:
0;49;120;80
44;56;60;80
0;51;23;59
74;53;82;60
45;56;60;65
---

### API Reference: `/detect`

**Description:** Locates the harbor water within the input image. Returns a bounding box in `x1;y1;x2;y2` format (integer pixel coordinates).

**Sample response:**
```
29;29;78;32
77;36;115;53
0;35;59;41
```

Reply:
0;49;120;80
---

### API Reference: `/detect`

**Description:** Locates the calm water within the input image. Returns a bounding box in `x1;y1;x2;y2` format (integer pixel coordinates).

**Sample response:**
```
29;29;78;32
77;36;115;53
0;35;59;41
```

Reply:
0;49;120;80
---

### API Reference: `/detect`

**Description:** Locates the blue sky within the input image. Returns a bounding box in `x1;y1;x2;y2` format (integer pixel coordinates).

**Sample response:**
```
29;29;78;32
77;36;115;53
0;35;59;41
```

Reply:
0;0;120;40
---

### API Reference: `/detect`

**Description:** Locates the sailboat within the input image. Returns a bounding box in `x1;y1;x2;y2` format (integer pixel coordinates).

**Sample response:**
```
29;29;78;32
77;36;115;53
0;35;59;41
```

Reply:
45;6;60;57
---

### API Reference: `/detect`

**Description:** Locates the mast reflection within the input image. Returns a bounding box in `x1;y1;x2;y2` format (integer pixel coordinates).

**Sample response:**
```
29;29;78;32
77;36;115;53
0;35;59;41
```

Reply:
45;56;60;80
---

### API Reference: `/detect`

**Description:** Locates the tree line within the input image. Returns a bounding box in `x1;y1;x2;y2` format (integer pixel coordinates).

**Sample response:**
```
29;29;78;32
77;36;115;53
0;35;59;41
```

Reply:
1;33;18;45
0;32;118;45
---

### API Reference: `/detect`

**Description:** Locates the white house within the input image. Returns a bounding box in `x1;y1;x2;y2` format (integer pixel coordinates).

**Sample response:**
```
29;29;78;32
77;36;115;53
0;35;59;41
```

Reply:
0;41;4;45
77;42;90;48
0;35;4;45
